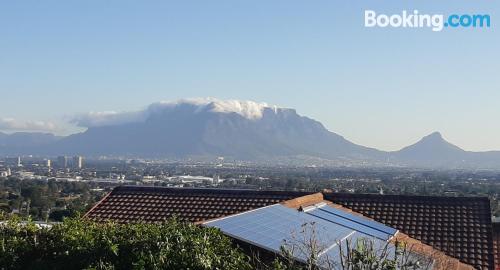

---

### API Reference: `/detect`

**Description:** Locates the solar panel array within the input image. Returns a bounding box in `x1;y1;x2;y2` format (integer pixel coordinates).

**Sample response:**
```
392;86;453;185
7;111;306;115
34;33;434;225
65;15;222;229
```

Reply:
306;205;397;241
203;204;399;266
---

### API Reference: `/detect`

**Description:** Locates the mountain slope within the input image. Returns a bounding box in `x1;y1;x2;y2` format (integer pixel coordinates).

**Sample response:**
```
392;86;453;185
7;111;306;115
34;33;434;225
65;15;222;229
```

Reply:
51;101;382;160
0;132;61;154
392;132;500;168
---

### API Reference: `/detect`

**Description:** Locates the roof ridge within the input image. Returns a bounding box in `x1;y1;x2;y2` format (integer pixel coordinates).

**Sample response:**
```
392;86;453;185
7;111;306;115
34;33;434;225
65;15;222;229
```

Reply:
114;185;313;196
326;192;490;201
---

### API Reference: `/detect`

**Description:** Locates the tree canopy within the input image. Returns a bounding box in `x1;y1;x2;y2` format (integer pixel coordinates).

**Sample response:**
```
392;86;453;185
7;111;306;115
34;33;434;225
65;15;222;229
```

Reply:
0;216;250;270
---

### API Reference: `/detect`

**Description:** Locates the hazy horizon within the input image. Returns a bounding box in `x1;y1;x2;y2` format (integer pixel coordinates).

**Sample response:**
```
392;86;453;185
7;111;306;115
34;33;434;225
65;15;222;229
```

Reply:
1;1;499;151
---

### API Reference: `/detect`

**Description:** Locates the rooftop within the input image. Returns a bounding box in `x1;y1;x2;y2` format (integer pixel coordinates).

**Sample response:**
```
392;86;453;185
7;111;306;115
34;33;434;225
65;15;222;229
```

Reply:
84;186;312;223
326;192;494;270
203;193;472;270
492;223;500;270
85;186;493;269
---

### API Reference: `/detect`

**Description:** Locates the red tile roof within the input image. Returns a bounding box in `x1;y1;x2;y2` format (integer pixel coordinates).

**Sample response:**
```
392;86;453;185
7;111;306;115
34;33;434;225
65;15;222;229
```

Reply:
492;223;500;270
84;186;312;223
325;193;494;270
85;187;494;269
283;195;474;270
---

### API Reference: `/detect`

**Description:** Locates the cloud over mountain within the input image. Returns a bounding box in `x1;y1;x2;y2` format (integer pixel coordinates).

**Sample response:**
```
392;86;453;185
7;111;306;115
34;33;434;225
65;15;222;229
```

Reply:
0;118;59;132
71;111;147;128
53;97;379;161
71;98;282;128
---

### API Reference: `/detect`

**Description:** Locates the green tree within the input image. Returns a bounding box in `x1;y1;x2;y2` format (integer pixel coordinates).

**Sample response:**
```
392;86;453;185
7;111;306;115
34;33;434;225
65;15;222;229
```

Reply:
0;216;251;270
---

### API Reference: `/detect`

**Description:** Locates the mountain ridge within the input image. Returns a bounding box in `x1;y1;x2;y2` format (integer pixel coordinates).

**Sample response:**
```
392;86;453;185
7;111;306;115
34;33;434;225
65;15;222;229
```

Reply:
1;99;499;169
51;101;383;160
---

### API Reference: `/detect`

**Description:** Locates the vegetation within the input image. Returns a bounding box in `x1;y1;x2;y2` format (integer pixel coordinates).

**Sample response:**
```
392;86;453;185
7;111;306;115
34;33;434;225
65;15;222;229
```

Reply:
272;240;428;270
273;223;429;270
0;215;250;270
0;215;433;270
0;178;103;221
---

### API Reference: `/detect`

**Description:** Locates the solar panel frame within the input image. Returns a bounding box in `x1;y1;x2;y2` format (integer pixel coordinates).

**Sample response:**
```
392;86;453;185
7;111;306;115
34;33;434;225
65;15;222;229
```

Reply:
307;208;393;241
315;205;398;235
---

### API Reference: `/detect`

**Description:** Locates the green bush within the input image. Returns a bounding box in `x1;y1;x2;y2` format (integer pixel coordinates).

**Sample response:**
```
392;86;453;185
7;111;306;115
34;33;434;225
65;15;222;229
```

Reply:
0;216;251;270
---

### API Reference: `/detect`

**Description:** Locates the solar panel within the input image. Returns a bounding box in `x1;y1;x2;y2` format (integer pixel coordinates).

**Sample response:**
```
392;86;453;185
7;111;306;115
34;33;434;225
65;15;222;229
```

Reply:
203;204;432;268
313;205;398;236
204;204;401;268
307;208;393;241
204;204;358;263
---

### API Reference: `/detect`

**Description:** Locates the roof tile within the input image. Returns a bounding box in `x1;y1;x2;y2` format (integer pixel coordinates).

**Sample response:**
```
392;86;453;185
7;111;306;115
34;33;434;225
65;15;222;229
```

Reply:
85;186;311;223
325;193;494;270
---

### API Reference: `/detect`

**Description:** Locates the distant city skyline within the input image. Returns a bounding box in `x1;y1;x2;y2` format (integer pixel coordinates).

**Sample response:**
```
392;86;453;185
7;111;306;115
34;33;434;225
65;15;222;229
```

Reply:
1;1;499;151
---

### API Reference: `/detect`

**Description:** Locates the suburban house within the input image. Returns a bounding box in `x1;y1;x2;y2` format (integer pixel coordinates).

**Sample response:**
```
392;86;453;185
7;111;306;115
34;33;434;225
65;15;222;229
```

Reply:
85;186;496;270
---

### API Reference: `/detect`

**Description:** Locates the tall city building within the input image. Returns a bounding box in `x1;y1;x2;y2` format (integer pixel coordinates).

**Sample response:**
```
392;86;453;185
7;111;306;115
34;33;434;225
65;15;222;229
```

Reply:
16;157;21;167
46;159;52;173
73;156;83;169
57;156;67;168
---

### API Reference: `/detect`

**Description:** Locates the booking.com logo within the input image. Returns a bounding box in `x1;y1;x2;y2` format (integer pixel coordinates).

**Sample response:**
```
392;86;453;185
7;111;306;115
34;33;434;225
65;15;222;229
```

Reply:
365;10;491;31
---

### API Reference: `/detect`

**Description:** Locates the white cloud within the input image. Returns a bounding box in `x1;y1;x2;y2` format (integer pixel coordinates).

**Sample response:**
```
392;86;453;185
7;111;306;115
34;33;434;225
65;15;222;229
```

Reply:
0;118;59;132
203;98;276;120
70;111;147;128
71;98;283;128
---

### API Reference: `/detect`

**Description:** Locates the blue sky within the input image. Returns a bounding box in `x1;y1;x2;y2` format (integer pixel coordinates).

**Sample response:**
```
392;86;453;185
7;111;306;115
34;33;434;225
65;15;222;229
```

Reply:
0;1;499;151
